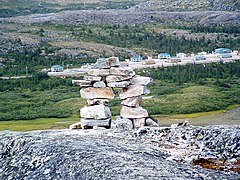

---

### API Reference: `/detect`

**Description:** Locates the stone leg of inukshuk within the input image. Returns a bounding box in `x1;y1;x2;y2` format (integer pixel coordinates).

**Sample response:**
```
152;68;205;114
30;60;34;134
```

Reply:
119;76;152;128
72;56;154;129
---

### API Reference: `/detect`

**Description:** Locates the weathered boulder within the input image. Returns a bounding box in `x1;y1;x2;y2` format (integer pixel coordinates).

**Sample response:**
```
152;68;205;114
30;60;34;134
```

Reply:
107;81;130;88
93;81;106;88
120;106;149;119
72;80;92;87
69;122;82;129
80;87;114;99
107;57;120;67
84;76;102;82
81;118;111;128
130;76;153;85
110;67;134;76
145;118;159;127
133;118;145;128
88;69;110;76
111;116;133;130
80;105;111;119
119;85;145;100
106;74;134;83
94;58;111;69
87;99;109;106
121;96;142;107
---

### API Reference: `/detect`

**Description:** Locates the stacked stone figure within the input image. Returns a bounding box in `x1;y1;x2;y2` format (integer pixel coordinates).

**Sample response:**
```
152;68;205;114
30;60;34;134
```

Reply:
72;57;153;129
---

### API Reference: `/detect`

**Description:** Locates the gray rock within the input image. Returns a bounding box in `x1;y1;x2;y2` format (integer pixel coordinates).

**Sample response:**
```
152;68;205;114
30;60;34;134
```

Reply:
120;106;149;119
80;105;111;119
0;128;238;179
88;69;110;76
107;57;120;67
106;74;135;83
130;76;153;85
121;96;142;107
72;80;92;87
87;99;109;106
111;116;133;130
110;67;134;76
107;81;130;88
81;118;111;128
145;118;159;127
94;58;111;69
133;118;145;128
80;87;115;99
84;76;102;82
119;85;145;100
93;81;106;88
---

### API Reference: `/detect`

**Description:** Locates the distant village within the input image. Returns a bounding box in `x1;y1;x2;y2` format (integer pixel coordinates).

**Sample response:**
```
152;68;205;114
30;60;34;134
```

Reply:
49;47;239;76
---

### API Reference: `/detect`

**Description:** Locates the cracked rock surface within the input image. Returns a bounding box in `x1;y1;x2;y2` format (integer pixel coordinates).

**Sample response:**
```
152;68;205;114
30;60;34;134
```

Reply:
0;126;239;179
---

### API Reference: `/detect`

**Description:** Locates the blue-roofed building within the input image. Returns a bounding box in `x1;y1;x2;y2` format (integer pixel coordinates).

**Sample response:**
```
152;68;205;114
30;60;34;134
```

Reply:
130;55;143;62
215;48;231;54
158;53;171;59
51;65;64;72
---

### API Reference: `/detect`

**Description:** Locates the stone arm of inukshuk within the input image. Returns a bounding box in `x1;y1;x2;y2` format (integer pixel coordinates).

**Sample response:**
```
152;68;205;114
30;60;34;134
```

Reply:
72;57;158;129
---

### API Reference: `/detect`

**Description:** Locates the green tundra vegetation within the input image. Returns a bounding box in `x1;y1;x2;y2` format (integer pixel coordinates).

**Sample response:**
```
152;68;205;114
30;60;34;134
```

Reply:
0;61;239;128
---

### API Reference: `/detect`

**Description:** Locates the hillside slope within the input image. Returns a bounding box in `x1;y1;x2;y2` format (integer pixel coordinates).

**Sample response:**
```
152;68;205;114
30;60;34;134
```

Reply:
132;0;240;11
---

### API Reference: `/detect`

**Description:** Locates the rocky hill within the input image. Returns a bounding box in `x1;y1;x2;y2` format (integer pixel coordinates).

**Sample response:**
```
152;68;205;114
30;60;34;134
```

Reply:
0;124;239;179
132;0;240;12
3;9;240;26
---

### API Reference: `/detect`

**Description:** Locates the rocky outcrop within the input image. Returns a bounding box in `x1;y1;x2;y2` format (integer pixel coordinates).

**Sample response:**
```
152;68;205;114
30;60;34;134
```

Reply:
0;125;239;179
72;56;152;129
4;9;240;26
133;122;240;173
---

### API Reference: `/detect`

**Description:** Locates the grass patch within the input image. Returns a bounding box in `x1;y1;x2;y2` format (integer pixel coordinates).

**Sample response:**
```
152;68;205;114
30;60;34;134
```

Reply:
171;110;225;119
0;114;79;132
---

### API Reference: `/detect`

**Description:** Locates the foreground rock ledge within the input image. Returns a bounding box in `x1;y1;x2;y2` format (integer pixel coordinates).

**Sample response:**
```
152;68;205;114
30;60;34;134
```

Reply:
0;125;239;179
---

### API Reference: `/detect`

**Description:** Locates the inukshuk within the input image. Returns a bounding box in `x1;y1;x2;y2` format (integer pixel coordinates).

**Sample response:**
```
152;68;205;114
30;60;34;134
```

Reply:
72;57;152;129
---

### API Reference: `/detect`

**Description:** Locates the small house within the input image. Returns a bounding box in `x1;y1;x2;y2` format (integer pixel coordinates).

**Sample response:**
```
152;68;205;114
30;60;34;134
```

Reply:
130;55;143;62
176;53;186;58
51;65;64;72
215;48;231;54
193;55;206;61
158;53;171;59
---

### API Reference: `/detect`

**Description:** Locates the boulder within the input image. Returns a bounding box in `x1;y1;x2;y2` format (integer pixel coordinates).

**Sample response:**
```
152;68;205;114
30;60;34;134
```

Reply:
80;105;111;119
72;80;92;87
94;58;111;69
81;118;111;128
120;106;149;119
130;76;153;85
69;122;82;129
121;96;142;107
107;81;130;88
110;67;134;76
145;118;159;127
87;99;109;106
111;116;133;130
119;85;145;100
88;69;110;76
93;81;106;88
133;118;145;128
107;57;120;67
106;74;135;83
84;76;102;82
80;87;114;99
